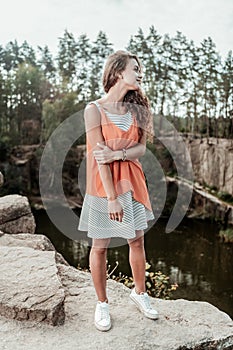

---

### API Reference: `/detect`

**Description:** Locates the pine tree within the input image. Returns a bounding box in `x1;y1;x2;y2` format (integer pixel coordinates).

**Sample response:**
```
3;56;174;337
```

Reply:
219;50;233;138
197;37;221;139
75;34;92;103
37;45;56;81
88;31;113;100
57;29;78;90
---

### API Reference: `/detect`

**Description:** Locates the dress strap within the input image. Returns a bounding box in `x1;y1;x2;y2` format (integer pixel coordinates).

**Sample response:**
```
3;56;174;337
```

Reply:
88;100;101;112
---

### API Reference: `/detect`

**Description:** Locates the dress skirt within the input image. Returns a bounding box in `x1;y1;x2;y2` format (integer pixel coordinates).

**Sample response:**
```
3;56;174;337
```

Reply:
78;190;154;239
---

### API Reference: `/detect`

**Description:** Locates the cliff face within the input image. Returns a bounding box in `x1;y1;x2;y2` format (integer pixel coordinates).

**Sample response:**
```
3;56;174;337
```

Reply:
185;137;233;196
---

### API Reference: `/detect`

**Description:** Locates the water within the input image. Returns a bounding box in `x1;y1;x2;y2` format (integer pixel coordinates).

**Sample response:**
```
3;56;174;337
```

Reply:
33;208;233;319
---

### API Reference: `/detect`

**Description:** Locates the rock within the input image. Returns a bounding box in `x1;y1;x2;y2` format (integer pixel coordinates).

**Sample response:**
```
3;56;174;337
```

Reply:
52;263;231;348
0;232;232;348
0;245;65;326
155;136;233;197
0;233;232;349
185;137;233;196
0;214;36;234
0;232;55;250
167;176;233;227
0;194;36;234
190;186;233;226
0;263;232;349
0;232;69;266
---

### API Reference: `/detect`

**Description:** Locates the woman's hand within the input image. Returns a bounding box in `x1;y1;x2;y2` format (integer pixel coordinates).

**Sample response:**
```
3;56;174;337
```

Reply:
108;198;124;222
93;143;118;164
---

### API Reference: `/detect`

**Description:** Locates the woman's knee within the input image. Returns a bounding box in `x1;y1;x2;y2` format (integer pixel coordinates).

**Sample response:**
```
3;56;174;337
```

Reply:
127;231;144;248
91;238;110;253
91;246;107;255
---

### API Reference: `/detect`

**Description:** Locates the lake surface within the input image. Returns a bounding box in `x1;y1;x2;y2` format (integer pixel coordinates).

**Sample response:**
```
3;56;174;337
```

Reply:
33;208;233;319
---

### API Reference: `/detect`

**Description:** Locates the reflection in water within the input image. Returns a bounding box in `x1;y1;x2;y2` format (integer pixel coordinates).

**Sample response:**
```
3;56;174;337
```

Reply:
33;208;233;319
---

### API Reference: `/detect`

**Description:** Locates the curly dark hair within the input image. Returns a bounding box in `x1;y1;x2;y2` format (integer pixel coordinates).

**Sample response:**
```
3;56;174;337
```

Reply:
102;50;154;142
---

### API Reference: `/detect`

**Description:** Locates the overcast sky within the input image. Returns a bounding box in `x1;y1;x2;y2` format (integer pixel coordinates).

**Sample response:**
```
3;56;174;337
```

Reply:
1;0;232;58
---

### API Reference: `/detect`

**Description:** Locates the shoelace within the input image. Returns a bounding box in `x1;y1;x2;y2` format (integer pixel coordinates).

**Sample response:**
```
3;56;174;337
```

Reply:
100;305;109;320
140;293;152;310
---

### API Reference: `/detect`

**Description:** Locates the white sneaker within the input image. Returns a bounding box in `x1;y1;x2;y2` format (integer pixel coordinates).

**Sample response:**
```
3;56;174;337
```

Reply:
130;288;159;320
94;301;111;331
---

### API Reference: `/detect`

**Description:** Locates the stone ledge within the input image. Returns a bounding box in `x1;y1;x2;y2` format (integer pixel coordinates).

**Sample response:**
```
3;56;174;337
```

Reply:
0;232;69;266
0;232;232;349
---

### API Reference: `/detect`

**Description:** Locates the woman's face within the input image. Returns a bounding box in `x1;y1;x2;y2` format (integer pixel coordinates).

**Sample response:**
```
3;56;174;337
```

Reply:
121;58;143;90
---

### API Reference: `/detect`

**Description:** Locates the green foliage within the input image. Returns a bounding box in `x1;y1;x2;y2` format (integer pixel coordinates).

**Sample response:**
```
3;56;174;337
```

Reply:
107;261;178;300
41;91;83;142
0;138;10;161
205;182;233;205
0;164;23;196
217;191;233;205
0;29;232;147
41;99;61;142
144;267;178;299
219;228;233;243
37;45;56;81
57;30;78;87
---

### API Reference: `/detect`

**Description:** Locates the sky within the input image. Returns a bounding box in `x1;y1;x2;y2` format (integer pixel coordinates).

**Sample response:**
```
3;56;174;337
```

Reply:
0;0;233;59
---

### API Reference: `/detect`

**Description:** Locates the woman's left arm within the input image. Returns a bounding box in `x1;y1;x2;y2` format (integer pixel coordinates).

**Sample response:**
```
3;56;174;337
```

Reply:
93;130;147;164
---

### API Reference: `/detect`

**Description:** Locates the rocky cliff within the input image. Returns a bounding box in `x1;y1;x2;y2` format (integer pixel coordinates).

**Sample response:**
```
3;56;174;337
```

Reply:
185;137;233;196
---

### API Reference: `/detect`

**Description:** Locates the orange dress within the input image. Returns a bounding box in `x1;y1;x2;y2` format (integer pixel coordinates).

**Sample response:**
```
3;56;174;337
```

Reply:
78;101;154;239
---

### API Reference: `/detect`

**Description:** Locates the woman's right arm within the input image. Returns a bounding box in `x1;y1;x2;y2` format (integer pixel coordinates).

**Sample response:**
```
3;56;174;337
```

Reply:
84;104;123;221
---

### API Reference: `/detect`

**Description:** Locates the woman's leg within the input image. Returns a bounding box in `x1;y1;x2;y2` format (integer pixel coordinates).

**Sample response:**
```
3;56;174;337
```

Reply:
89;238;111;302
127;230;146;293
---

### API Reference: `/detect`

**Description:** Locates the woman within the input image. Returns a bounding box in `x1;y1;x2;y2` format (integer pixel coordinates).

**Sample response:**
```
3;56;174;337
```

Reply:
78;50;158;331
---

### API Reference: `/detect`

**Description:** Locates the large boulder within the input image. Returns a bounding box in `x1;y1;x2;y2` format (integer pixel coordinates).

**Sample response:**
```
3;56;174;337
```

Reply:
0;194;36;234
0;243;65;326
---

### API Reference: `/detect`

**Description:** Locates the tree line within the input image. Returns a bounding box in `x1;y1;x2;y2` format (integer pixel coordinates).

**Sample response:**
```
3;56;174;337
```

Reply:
0;26;232;148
